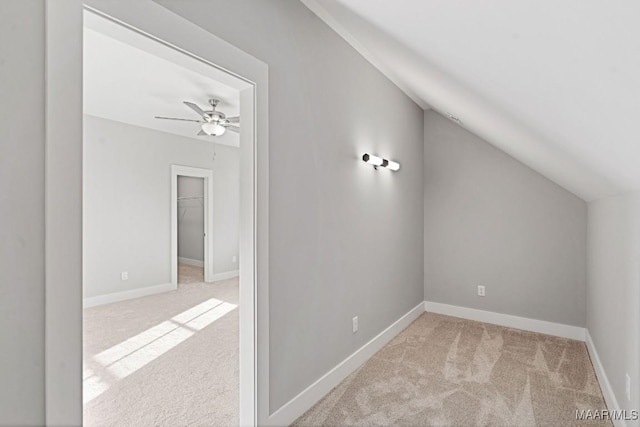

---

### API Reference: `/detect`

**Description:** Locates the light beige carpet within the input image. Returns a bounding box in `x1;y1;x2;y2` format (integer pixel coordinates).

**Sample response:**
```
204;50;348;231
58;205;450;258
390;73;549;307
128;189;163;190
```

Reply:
83;264;238;426
295;312;610;427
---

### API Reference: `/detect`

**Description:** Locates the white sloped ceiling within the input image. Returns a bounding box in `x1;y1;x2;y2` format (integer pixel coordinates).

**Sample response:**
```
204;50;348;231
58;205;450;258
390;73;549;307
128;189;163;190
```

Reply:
303;0;640;201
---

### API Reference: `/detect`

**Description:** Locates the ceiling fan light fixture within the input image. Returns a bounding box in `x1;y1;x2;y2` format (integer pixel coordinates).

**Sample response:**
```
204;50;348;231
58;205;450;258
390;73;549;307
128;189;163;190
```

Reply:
156;98;238;137
201;122;226;136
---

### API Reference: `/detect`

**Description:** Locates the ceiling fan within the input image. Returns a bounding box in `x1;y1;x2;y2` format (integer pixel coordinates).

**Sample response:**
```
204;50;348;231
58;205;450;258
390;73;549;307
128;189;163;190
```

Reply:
155;98;239;136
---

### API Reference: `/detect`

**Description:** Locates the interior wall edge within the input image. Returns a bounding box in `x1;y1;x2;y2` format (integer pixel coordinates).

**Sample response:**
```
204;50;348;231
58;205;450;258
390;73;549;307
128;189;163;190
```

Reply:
266;302;425;426
585;330;627;427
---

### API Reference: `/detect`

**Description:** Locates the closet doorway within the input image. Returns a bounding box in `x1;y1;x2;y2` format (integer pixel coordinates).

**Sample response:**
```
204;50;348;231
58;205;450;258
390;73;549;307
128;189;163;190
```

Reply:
177;176;206;284
171;166;214;286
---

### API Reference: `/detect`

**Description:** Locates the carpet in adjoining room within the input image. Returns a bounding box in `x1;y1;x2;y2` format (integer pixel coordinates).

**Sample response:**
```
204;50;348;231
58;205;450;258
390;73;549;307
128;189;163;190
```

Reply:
83;264;238;427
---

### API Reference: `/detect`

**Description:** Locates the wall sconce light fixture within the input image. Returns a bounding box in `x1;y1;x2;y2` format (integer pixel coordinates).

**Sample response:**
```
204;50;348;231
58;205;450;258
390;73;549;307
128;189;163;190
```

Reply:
362;153;400;171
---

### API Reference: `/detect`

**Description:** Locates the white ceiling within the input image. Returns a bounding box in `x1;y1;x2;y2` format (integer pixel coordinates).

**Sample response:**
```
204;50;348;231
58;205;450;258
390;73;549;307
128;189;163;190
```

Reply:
304;0;640;201
83;26;240;148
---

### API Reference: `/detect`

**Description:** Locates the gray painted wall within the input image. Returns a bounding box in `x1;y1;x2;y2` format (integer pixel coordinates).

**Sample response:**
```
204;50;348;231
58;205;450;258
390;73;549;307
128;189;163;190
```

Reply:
0;1;46;425
587;193;640;421
83;115;239;299
8;2;617;424
424;110;587;327
158;0;425;412
178;176;205;262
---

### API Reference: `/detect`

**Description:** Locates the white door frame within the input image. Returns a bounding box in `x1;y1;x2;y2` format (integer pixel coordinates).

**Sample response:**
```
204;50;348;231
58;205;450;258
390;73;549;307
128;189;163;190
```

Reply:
172;166;214;285
45;1;269;425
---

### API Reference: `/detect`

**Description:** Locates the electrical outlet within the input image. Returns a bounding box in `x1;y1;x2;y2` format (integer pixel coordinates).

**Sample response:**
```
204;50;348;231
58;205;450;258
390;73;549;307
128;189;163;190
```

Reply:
626;373;631;401
352;316;358;333
121;272;128;281
232;255;237;263
478;285;485;297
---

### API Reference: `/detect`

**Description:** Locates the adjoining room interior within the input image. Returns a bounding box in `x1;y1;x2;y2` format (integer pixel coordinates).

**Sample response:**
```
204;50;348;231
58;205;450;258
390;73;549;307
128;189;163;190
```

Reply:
3;1;640;427
81;10;241;426
177;176;205;282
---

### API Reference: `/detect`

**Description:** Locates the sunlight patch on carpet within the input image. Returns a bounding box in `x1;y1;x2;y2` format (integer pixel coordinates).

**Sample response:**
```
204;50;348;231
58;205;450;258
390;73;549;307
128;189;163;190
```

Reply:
83;298;236;404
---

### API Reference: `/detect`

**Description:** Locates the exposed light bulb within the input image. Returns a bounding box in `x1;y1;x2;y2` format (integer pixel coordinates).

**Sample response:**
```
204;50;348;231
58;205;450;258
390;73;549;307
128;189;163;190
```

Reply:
202;122;226;136
386;160;400;171
362;153;384;166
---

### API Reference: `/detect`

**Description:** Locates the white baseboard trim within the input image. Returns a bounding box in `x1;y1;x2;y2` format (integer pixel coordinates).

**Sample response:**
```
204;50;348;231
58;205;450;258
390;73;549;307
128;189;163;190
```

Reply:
83;282;176;308
585;330;626;427
267;302;425;426
208;270;239;282
178;257;204;267
424;301;586;341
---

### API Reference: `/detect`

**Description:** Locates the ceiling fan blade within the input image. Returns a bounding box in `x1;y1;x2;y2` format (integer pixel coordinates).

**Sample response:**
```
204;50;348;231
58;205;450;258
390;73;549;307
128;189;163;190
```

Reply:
224;125;240;133
226;116;240;124
155;116;203;123
183;101;207;118
197;130;207;136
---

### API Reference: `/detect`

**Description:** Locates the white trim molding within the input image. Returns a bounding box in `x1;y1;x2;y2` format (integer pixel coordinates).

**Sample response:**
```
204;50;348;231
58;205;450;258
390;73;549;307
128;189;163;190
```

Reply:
424;301;586;341
176;257;239;281
210;270;240;282
83;270;240;308
83;283;176;308
585;331;626;427
45;0;83;423
177;257;205;268
267;302;424;426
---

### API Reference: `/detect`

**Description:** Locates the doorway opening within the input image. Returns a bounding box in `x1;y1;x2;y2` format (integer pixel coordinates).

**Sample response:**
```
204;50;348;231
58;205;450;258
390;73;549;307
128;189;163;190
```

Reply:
177;175;206;283
172;167;213;286
81;7;247;426
45;1;268;424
